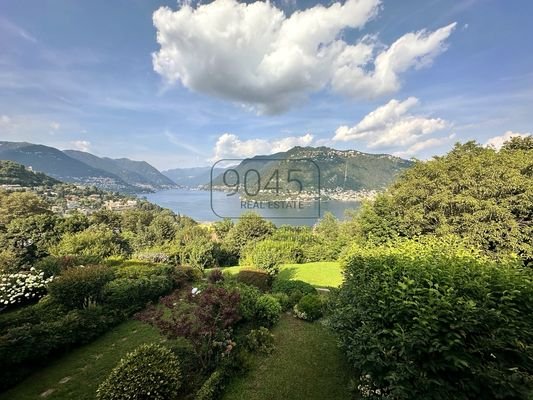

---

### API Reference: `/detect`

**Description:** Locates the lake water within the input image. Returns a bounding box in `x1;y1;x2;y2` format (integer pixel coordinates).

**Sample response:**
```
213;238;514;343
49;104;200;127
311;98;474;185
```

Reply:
144;188;361;226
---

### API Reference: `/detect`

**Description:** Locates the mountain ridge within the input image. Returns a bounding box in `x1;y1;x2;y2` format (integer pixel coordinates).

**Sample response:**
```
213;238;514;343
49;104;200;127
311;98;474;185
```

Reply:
0;141;176;193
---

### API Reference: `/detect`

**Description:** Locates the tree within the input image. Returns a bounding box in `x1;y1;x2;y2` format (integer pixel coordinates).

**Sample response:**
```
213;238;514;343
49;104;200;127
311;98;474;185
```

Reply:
223;212;275;258
358;140;533;262
0;191;51;228
51;225;127;259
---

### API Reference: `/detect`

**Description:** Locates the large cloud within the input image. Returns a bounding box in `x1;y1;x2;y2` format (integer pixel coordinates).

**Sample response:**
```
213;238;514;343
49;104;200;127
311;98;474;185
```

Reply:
152;0;456;114
213;132;314;160
333;97;448;148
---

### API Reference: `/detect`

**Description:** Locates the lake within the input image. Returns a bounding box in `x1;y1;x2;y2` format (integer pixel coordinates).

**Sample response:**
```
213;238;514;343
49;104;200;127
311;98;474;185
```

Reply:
144;188;361;226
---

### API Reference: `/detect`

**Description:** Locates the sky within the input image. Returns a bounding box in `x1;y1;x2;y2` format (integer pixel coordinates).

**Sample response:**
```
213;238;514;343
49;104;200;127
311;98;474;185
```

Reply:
0;0;532;170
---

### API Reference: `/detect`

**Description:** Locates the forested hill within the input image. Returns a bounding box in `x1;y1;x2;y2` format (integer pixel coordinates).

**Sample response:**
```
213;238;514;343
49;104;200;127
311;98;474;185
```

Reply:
0;141;176;193
211;146;413;191
0;160;61;187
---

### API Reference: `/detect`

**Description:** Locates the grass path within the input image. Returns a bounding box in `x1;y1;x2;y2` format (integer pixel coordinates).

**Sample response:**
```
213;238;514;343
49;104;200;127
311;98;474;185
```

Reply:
0;320;162;400
220;261;344;287
223;314;353;400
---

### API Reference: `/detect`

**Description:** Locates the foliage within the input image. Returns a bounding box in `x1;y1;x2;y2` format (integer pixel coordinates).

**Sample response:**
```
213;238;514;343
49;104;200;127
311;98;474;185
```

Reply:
0;190;51;228
294;294;323;321
223;212;275;258
102;275;172;312
48;265;114;309
331;237;533;400
272;279;317;301
244;327;275;354
271;292;290;311
241;239;302;274
195;369;226;400
140;285;241;370
255;294;282;327
208;268;225;284
0;160;60;187
51;225;127;259
0;305;124;390
358;140;533;262
96;343;182;400
235;268;271;291
0;268;53;309
0;213;60;271
227;281;261;321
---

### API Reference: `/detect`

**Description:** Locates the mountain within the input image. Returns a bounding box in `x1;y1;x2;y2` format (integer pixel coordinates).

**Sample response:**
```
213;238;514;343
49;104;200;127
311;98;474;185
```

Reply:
0;141;175;193
64;150;176;190
0;141;135;192
211;146;413;194
163;166;225;187
0;160;61;187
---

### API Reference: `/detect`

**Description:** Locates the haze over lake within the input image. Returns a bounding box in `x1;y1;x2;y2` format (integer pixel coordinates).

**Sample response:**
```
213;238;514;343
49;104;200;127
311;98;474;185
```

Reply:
145;188;361;226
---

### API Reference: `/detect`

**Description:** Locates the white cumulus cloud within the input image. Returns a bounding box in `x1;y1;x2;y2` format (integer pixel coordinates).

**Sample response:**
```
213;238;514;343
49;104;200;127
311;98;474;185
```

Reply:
333;97;448;149
485;131;530;150
213;133;314;160
152;0;456;113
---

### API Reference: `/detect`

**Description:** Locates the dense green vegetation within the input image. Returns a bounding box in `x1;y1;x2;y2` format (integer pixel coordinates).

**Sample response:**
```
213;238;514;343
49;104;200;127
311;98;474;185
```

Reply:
0;160;60;187
357;138;533;263
0;320;162;400
1;136;532;399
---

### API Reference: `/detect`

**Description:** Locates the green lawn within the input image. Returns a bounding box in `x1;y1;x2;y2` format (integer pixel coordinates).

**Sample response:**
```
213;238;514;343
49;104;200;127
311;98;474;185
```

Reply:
0;320;163;400
220;261;344;287
223;314;353;400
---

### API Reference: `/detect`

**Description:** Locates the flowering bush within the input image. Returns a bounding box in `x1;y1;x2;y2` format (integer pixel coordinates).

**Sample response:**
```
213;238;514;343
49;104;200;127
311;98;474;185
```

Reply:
0;268;53;310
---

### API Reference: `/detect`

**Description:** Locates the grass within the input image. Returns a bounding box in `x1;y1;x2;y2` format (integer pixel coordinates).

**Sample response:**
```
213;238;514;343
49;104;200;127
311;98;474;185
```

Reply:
223;314;353;400
0;320;163;400
219;261;344;287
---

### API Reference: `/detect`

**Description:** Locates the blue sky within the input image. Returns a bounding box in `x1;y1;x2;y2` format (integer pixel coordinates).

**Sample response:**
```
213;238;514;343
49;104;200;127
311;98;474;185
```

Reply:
0;0;532;170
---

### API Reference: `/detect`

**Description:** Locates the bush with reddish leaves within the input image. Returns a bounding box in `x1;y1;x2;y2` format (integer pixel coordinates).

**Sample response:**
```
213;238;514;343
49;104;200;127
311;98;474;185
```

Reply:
138;285;241;370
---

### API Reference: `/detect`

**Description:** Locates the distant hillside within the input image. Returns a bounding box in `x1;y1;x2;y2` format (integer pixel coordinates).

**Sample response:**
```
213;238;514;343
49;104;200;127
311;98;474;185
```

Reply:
64;150;176;190
211;146;413;193
163;166;224;187
0;141;175;193
0;160;61;187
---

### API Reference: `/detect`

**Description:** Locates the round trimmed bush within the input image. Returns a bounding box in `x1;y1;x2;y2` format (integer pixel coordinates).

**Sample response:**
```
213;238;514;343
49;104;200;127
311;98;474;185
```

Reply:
236;269;271;291
96;343;182;400
294;294;323;321
272;279;316;306
255;294;282;327
228;282;261;321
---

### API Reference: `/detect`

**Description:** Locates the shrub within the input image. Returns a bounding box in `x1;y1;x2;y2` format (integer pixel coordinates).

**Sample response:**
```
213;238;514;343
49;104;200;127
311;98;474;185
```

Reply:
0;268;53;309
331;237;533;400
113;262;171;279
228;282;261;321
48;265;114;309
173;265;203;287
195;369;226;400
35;255;103;278
241;239;301;275
208;268;225;284
294;294;323;321
255;294;282;327
271;292;290;311
102;275;172;311
143;285;241;370
236;269;271;291
272;279;316;299
0;305;124;390
244;327;275;354
96;343;182;400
